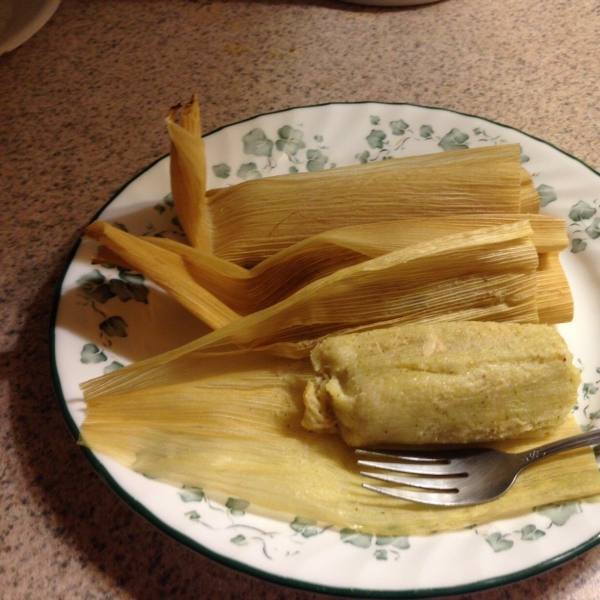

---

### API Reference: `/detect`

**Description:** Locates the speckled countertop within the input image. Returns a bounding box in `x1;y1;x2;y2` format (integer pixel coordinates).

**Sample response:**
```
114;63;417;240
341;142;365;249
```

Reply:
3;0;600;598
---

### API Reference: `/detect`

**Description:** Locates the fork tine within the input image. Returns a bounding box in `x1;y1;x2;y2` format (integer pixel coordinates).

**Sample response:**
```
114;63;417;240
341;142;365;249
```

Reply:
357;458;460;476
362;483;460;506
360;470;464;490
355;448;448;463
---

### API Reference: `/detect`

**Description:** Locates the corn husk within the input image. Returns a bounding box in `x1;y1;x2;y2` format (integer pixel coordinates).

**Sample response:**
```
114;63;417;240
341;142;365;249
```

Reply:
166;95;210;251
80;345;600;537
81;220;541;405
536;253;574;324
520;167;541;213
165;101;536;267
87;215;571;324
302;322;579;445
85;220;240;330
203;143;532;265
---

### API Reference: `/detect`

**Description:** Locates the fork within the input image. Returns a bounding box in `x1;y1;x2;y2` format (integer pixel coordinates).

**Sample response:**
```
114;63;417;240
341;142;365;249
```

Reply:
357;429;600;506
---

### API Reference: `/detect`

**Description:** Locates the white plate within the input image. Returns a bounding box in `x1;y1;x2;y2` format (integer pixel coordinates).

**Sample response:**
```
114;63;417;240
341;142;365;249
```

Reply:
51;102;600;596
0;0;61;55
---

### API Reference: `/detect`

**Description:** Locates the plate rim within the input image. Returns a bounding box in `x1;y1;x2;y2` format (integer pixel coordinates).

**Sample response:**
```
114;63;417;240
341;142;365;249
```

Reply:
0;0;62;55
50;100;600;597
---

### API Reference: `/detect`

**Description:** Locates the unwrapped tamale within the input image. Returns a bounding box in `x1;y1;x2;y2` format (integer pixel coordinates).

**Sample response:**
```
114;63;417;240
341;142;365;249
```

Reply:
80;322;598;537
303;321;579;446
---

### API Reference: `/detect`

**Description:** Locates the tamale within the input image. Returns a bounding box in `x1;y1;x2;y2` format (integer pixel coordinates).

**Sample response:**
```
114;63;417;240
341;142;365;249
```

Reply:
90;213;569;319
166;99;536;265
182;221;541;349
202;144;529;265
302;321;579;446
86;220;543;339
79;327;600;537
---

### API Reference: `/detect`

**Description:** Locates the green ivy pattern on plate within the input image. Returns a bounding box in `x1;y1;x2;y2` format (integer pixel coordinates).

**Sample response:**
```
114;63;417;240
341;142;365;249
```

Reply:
172;479;597;563
568;198;600;253
577;367;600;431
176;485;411;562
212;113;598;256
178;486;335;560
475;502;585;553
213;124;333;181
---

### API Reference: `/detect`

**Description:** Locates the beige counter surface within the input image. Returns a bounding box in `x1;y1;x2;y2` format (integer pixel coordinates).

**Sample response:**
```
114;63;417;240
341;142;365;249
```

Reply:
3;1;600;598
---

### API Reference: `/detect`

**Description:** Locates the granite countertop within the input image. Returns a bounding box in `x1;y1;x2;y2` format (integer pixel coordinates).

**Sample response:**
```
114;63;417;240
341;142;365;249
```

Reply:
3;0;600;598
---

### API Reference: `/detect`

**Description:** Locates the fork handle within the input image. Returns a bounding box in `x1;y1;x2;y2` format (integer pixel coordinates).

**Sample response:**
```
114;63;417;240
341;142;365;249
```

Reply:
520;428;600;465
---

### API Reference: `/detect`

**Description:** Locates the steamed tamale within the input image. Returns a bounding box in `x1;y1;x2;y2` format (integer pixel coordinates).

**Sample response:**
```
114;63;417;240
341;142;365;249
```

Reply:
80;322;599;537
303;321;579;446
87;214;571;324
166;96;539;264
202;144;534;265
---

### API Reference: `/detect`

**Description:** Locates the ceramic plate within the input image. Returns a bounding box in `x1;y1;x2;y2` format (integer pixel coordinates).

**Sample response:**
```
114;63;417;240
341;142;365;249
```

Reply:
0;0;61;55
51;102;600;597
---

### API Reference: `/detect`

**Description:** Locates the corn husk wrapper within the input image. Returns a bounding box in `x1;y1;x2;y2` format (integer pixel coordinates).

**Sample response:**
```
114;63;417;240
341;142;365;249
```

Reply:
166;95;211;251
80;346;600;537
519;167;541;213
155;213;572;324
87;216;571;333
94;212;567;311
536;253;573;325
166;111;537;266
85;221;240;330
205;146;534;266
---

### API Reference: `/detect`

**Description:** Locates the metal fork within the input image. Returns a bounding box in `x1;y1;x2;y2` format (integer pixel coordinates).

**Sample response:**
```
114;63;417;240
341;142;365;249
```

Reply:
357;429;600;506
